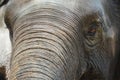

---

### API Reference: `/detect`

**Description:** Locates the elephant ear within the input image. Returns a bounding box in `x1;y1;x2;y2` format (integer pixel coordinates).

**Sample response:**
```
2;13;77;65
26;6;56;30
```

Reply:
0;0;9;7
112;1;120;80
0;1;11;79
103;0;120;26
105;0;120;80
109;0;120;27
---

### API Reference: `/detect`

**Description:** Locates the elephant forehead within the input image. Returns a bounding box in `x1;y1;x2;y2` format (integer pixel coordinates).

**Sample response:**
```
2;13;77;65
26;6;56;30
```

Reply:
32;0;103;13
8;0;103;17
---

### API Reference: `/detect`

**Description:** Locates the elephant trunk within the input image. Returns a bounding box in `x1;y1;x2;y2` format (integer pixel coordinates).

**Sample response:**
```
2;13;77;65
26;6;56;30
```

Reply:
9;5;83;80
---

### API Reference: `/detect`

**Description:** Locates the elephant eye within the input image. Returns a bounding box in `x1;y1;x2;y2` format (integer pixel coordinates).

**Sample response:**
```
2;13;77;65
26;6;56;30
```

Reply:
87;21;101;37
83;20;103;49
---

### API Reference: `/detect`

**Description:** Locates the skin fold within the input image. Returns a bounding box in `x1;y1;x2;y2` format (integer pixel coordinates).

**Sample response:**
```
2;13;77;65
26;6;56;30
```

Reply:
0;0;118;80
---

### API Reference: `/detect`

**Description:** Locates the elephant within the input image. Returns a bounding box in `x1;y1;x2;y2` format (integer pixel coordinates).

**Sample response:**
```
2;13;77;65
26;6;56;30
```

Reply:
0;0;119;80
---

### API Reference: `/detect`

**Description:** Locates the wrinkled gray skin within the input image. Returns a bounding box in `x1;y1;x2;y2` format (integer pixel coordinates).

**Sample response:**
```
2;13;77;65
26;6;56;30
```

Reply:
3;0;116;80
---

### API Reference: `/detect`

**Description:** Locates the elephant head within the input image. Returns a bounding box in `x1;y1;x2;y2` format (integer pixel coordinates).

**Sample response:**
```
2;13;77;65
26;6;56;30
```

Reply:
2;0;118;80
